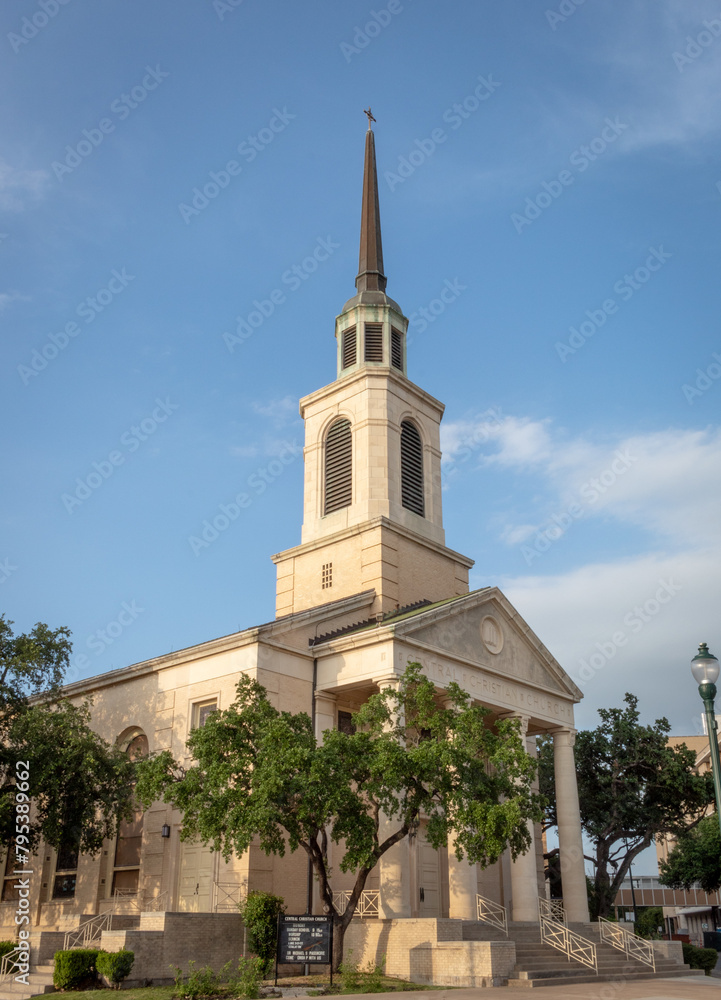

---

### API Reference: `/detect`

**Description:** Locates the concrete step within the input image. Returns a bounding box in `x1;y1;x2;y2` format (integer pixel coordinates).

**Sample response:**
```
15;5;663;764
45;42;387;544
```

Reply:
507;967;705;988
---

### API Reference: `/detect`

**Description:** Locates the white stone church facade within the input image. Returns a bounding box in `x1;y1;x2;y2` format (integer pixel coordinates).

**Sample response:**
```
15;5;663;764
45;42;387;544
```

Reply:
0;124;591;956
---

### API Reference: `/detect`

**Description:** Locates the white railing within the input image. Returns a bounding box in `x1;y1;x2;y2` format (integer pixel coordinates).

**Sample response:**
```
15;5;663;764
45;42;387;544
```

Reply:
113;888;169;912
0;948;24;985
332;890;380;918
540;914;597;972
63;911;113;950
476;893;508;935
538;896;567;925
599;916;655;971
212;881;247;912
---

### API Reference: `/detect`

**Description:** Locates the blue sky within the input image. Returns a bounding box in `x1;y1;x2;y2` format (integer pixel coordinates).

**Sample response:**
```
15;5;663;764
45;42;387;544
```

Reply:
2;0;721;779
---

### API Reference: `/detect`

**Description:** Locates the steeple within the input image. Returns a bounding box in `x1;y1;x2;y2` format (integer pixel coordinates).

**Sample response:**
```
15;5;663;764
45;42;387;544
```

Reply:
356;112;387;294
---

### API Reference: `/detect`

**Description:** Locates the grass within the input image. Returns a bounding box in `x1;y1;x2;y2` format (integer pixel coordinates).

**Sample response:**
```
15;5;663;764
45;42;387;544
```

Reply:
40;974;451;998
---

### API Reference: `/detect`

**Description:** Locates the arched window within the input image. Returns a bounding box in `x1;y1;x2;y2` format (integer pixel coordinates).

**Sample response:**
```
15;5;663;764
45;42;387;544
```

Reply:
400;421;424;516
112;731;148;899
324;419;352;514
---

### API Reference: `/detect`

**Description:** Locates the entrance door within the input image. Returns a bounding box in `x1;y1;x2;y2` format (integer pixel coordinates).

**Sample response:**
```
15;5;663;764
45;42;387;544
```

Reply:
417;831;441;917
178;842;215;911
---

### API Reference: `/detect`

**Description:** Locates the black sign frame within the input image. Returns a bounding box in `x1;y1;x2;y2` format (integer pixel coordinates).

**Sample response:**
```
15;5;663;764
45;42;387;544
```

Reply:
275;914;334;985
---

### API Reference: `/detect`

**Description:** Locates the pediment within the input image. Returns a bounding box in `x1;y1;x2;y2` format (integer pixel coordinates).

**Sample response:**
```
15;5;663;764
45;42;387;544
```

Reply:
394;589;581;701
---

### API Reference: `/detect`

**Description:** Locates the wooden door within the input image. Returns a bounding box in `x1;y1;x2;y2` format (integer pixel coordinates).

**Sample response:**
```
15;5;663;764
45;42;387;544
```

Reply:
178;842;214;912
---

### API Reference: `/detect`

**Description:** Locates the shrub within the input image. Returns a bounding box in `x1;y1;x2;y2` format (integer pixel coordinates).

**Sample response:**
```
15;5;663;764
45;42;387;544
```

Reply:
338;950;361;993
96;949;134;988
361;954;386;993
0;942;16;960
227;956;265;999
53;948;99;990
172;960;222;1000
238;890;285;974
682;943;718;976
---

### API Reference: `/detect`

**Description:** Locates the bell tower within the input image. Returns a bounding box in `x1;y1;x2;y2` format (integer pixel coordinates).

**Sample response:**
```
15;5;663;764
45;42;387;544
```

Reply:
272;113;473;617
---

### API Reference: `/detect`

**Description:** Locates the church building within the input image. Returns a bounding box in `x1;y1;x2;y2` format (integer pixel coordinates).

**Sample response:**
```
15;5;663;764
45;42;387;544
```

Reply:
1;119;592;980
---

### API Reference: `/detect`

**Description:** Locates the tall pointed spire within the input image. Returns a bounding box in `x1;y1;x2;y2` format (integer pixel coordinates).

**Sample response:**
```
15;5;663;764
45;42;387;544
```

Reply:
356;111;387;294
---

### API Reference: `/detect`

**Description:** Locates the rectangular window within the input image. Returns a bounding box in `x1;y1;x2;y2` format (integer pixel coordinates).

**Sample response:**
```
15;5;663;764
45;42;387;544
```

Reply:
1;843;20;901
321;563;332;589
391;328;403;370
364;323;383;362
341;327;357;369
192;699;218;729
52;836;80;900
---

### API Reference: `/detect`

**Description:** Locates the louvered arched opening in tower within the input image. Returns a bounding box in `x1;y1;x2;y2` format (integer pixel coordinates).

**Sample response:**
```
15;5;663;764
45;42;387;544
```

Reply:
324;418;352;514
400;420;424;516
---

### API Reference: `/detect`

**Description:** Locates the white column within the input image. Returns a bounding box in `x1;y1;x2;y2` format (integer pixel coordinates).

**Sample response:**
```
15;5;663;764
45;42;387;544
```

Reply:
376;677;412;918
442;695;478;920
508;716;540;922
447;835;478;919
553;729;590;924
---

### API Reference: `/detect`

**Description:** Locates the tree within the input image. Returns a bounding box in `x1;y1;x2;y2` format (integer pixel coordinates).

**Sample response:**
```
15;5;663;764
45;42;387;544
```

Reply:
0;614;136;856
135;662;543;969
538;694;711;919
659;814;721;894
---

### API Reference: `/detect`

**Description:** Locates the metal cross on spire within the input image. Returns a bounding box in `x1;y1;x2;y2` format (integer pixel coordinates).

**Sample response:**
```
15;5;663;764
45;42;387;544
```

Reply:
363;107;376;130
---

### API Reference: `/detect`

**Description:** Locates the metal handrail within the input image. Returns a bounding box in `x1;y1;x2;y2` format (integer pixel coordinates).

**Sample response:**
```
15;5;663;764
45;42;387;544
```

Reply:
332;890;380;918
0;947;24;985
539;914;597;972
538;896;567;925
476;893;508;935
599;916;655;971
113;887;169;912
63;911;113;950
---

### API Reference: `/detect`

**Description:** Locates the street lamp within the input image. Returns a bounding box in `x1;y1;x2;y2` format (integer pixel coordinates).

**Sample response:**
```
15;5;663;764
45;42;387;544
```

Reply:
690;642;721;840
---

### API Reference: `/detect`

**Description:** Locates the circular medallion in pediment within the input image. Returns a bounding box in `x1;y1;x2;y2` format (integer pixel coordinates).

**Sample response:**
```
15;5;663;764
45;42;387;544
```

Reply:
480;615;503;654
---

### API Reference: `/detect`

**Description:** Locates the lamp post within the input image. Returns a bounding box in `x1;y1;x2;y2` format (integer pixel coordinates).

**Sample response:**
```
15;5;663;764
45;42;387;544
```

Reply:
690;642;721;841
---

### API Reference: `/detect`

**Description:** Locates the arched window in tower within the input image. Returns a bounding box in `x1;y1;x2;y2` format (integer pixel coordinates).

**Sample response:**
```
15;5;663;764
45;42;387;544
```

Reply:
400;421;424;516
324;418;352;514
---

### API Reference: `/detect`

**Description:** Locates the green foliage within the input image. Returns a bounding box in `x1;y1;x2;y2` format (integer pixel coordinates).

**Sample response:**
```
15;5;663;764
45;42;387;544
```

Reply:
172;961;221;999
683;943;718;975
338;951;386;993
226;957;265;999
238;890;285;973
634;906;663;939
660;814;721;893
0;941;16;959
95;950;134;987
53;948;100;989
0;614;135;854
538;693;711;919
172;958;264;1000
137;663;541;969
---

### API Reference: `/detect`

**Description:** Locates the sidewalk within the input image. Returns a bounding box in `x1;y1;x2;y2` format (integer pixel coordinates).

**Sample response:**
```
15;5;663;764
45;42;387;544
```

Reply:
315;979;721;999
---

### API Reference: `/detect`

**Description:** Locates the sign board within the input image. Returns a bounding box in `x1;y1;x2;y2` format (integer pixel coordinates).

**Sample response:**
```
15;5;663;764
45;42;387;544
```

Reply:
277;915;333;965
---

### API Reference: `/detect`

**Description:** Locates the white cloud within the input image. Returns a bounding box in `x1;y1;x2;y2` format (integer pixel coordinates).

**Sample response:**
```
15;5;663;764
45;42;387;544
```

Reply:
0;159;49;211
251;396;299;427
0;291;29;311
